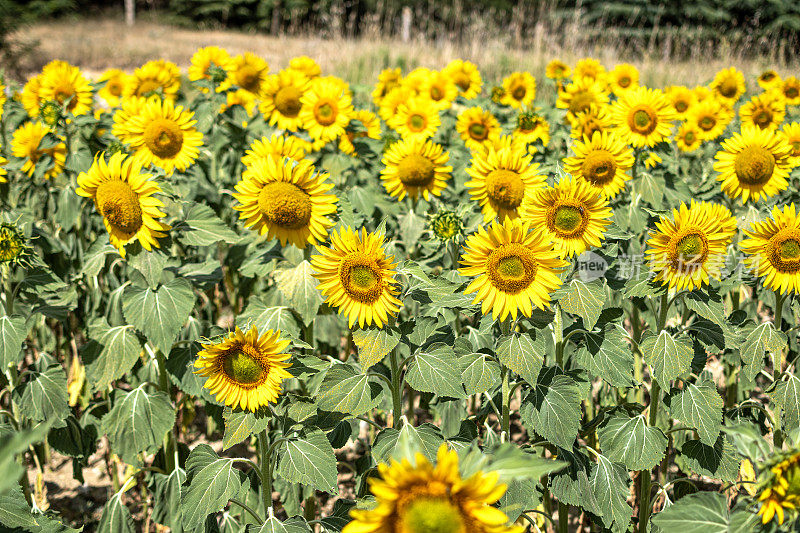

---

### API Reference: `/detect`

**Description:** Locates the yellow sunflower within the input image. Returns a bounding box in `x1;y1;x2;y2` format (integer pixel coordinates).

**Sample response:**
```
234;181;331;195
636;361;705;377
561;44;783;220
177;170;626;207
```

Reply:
443;59;482;99
665;86;696;120
188;46;234;91
675;123;703;152
400;67;431;96
521;175;613;258
21;75;42;118
194;326;292;412
380;138;452;201
460;218;566;321
741;204;800;295
714;125;793;203
693;85;714;103
299;78;354;142
233;157;337;248
229;52;269;95
338;109;381;156
546;59;571;80
0;153;7;184
311;227;402;329
388;97;441;142
97;69;129;108
465;144;546;223
343;444;522;533
740;92;786;131
574;58;607;86
710;67;746;104
76;152;170;257
570;104;614;141
111;95;152;144
500;72;536;109
38;60;93;116
688;98;732;141
758;69;782;91
378;86;413;122
242;133;308;169
456;107;501;151
220;89;257;115
11;121;67;180
514;110;550;147
123;59;181;101
756;450;800;525
288;56;321;79
780;122;800;166
556;79;610;125
780;76;800;106
563;130;634;200
117;97;204;175
611;86;676;148
421;70;458;111
608;63;639;95
259;69;311;132
372;67;402;106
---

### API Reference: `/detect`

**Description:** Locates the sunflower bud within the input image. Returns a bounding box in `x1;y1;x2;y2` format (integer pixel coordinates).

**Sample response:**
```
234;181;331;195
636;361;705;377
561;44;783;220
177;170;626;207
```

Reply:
39;100;62;127
106;140;127;156
427;209;463;243
490;86;505;105
207;64;228;85
0;223;31;266
517;109;540;132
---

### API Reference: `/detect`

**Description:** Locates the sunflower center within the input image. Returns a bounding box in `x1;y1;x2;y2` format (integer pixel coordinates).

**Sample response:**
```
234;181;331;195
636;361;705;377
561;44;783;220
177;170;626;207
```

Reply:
734;145;775;185
108;80;123;96
486;243;537;294
550;205;585;236
791;141;800;157
397;154;436;187
314;101;337;126
96;180;143;236
581;149;617;185
485;169;525;210
257;182;312;230
719;78;739;98
408;113;427;132
762;72;776;82
619;76;631;88
401;498;465;533
675;100;689;113
430;86;444;101
568;91;594;114
669;230;708;270
339;253;384;303
629;106;657;135
0;231;23;263
512;85;526;100
236;65;261;92
753;109;772;128
468;123;488;141
222;347;266;385
453;72;470;91
137;79;160;96
143;118;184;159
770;232;800;273
275;86;303;117
698;115;716;131
786;87;799;99
53;84;77;110
684;130;697;144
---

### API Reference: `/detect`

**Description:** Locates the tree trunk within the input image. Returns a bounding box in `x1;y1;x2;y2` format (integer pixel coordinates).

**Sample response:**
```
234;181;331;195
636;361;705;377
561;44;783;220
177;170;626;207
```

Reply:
124;0;134;26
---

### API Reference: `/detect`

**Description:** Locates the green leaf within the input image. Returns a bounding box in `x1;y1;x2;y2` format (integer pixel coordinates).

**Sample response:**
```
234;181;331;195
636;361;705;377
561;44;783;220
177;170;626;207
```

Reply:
651;492;729;533
496;331;545;386
557;279;605;329
575;324;636;388
405;344;465;398
237;300;300;340
771;372;800;430
151;468;186;532
372;423;443;465
487;443;566;482
740;322;787;381
520;368;582;449
596;411;667;471
680;436;740;482
0;485;79;531
641;331;693;389
317;364;383;416
635;172;664;209
549;448;601;515
399;210;426;249
127;246;168;289
13;363;69;428
0;423;51;496
0;314;28;367
253;515;289;533
498;479;538;523
352;326;400;369
80;241;117;278
684;290;727;329
98;492;135;533
277;429;338;493
101;384;176;463
222;407;271;451
177;202;240;246
461;353;501;396
275;260;323;326
181;444;246;529
590;454;632;533
122;278;195;354
664;380;723;446
82;318;142;392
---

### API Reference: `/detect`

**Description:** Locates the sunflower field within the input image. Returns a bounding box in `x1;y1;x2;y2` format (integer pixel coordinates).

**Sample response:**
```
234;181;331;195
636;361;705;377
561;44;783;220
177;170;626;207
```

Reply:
2;48;800;533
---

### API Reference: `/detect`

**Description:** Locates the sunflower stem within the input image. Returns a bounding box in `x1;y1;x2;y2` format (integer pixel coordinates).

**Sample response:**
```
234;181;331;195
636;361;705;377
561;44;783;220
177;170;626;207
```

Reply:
499;318;513;439
389;348;403;429
554;302;564;369
558;501;570;533
773;290;787;449
154;348;176;473
259;428;274;517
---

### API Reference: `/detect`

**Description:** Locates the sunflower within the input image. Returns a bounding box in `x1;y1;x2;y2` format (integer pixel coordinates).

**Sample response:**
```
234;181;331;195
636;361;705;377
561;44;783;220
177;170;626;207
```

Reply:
242;134;308;169
740;92;786;131
0;223;31;265
259;69;311;132
233;157;336;248
780;122;800;166
380;138;452;201
665;86;696;120
556;79;609;125
756;449;800;525
645;201;737;291
563;130;634;200
38;60;93;116
693;85;714;104
311;227;402;329
339;109;381;156
714;125;793;203
21;76;42;117
610;87;676;148
194;326;292;412
574;58;607;86
11;122;67;180
388;97;441;141
758;69;782;90
343;444;522;533
378;86;413;122
546;59;571;80
420;70;458;111
0;153;6;184
514;110;550;147
780;76;800;106
220;89;257;115
299;78;353;142
401;67;431;96
188;46;234;91
229;52;269;95
688;98;732;141
443;59;482;99
76;152;170;256
608;63;639;95
465;144;545;223
372;68;402;106
710;67;746;104
117;97;204;175
500;72;536;109
460;218;566;320
741;204;800;295
521;175;612;258
288;56;321;79
644;152;662;169
675;123;703;152
569;104;614;141
111;95;152;143
123;59;181;100
97;69;129;108
456;107;500;151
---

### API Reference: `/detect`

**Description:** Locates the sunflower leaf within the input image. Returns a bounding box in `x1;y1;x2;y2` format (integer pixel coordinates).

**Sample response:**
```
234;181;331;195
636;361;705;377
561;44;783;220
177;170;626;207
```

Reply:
405;343;466;398
352;326;400;369
556;279;606;329
664;379;723;446
0;314;29;367
596;411;667;471
496;331;545;387
276;429;338;493
122;278;195;354
651;492;730;533
640;330;693;389
316;364;383;416
740;322;787;381
520;367;583;449
176;202;240;246
275;260;323;326
181;444;246;528
13;361;69;428
82;318;143;392
98;491;136;533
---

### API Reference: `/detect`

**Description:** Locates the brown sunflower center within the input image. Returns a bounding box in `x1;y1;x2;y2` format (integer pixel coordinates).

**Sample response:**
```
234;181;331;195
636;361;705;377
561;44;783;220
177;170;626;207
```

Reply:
107;80;123;96
274;86;303;117
314;101;337;126
512;85;526;100
549;204;586;237
96;180;143;236
568;90;594;114
408;113;427;132
401;498;465;533
698;115;716;131
753;109;773;128
683;130;697;144
143;118;184;159
734;145;775;185
770;232;800;273
719;77;739;98
786;86;800;99
669;230;708;270
628;106;657;135
397;154;436;187
486;243;537;294
761;72;776;82
581;149;617;185
618;76;632;88
339;254;384;303
430;86;444;101
453;72;471;92
675;99;689;113
485;169;525;210
222;346;266;386
236;65;261;92
468;122;488;141
257;182;312;229
52;84;77;110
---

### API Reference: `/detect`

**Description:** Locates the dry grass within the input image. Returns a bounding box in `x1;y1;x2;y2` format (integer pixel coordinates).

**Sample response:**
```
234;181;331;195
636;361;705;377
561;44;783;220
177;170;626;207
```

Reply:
11;14;800;88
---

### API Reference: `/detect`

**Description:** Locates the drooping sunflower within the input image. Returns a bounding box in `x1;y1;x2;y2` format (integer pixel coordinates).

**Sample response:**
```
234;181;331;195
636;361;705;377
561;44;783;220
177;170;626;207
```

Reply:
500;72;536;109
688;98;732;141
780;122;800;166
21;75;42;117
756;449;800;525
460;218;566;320
675;123;703;152
388;97;441;142
569;104;614;141
97;69;129;108
780;76;800;106
563;130;634;199
123;59;181;100
610;87;676;148
233;157;337;248
556;79;610;125
421;70;458;111
645;200;737;291
758;69;782;91
465;144;546;223
741;204;800;295
188;46;234;91
288;56;321;79
665;85;696;120
343;444;522;533
193;326;292;412
241;133;308;169
608;63;639;95
456;107;500;151
117;97;204;175
546;59;571;80
338;109;381;156
573;58;607;86
76;152;170;256
514;110;550;147
378;86;413;122
521;175;613;258
740;92;786;131
38;60;93;116
380;138;452;201
372;67;402;105
299;78;354;142
259;69;311;131
443;59;482;99
710;67;746;104
713;125;793;203
311;227;402;329
11;121;67;180
229;52;270;96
